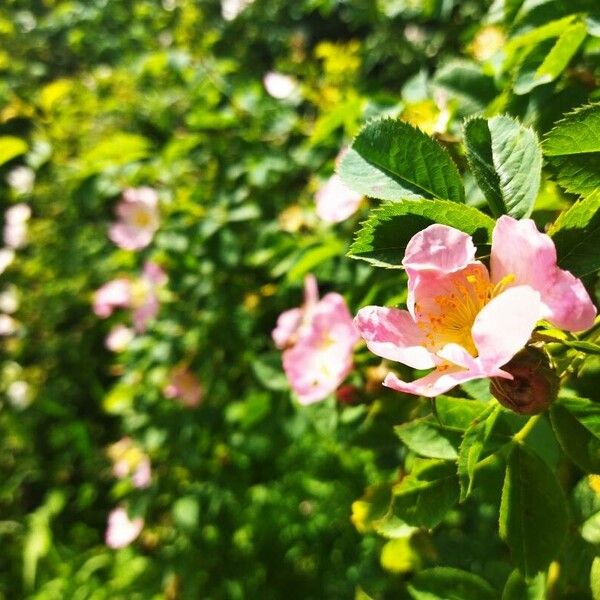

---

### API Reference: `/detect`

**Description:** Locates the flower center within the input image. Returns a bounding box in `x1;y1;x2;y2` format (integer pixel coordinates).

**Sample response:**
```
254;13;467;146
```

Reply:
131;207;153;228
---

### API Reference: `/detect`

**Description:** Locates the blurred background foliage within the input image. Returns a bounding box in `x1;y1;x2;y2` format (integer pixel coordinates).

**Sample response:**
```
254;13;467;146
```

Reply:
0;0;599;598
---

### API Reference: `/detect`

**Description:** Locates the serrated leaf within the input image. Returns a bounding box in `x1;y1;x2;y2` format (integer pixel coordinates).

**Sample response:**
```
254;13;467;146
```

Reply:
550;194;600;277
499;444;568;578
0;136;28;166
550;403;600;472
464;115;542;218
338;118;464;203
502;570;546;600
395;398;489;460
407;567;496;600
348;199;494;268
535;21;587;84
458;404;505;501
544;103;600;203
392;459;459;528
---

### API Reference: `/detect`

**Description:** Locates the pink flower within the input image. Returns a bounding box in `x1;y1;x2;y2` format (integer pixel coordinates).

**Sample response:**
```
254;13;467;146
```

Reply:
93;279;132;318
164;366;203;408
131;261;167;333
108;187;159;251
105;324;134;352
263;72;298;99
273;274;359;404
108;437;152;489
4;203;31;249
105;507;143;549
354;216;596;398
315;174;363;223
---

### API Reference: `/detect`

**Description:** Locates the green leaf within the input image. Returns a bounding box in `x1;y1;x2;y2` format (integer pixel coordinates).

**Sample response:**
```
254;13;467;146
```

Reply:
464;115;542;218
286;239;346;282
407;567;496;600
499;444;568;577
395;398;488;460
550;402;600;472
79;132;151;176
557;396;600;440
458;404;505;501
338;118;464;203
392;459;459;528
550;194;600;277
502;570;546;600
347;199;494;268
544;103;600;203
592;557;600;600
535;21;588;84
0;136;28;166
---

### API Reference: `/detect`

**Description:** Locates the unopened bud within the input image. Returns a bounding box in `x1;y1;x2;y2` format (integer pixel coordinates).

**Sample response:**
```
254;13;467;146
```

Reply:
490;347;558;415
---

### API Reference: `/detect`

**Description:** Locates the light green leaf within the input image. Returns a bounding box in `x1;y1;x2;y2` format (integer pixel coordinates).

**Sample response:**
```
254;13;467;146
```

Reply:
338;118;464;203
550;194;600;277
499;444;568;578
0;136;28;166
464;115;542;218
407;567;496;600
502;570;546;600
286;238;346;282
79;132;151;176
592;556;600;600
347;199;494;268
535;21;588;84
392;459;459;528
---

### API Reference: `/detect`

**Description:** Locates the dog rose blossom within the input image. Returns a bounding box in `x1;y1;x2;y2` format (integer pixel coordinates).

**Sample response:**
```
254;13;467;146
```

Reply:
273;274;359;404
105;507;143;549
355;216;596;398
315;174;363;223
109;187;159;251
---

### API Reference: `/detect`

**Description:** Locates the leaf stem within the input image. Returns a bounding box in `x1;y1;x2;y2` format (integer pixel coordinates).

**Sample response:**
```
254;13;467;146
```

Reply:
512;414;541;444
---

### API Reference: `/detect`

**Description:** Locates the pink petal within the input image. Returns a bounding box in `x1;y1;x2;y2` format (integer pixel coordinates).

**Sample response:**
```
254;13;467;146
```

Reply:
108;223;154;251
491;215;596;332
472;285;542;370
354;306;436;369
315;174;363;223
384;367;488;398
272;307;303;349
303;273;319;308
143;261;167;285
403;224;476;274
105;507;143;549
93;279;132;318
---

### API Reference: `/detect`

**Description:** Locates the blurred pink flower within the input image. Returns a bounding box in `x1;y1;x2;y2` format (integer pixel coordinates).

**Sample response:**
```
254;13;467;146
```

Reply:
93;279;132;318
164;366;203;408
108;437;152;489
109;187;159;251
131;457;152;489
263;71;298;100
105;324;134;352
3;203;31;249
355;216;596;398
315;174;363;223
273;274;359;404
105;507;143;549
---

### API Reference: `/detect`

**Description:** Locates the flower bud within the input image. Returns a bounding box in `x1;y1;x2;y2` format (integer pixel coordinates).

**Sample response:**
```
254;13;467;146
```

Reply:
490;347;559;415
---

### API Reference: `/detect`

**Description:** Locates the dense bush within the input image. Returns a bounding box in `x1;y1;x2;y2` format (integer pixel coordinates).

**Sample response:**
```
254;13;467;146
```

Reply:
1;0;600;598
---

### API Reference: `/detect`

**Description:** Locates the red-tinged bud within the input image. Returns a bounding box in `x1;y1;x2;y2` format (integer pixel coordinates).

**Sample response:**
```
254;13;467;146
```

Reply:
336;384;358;405
490;347;559;415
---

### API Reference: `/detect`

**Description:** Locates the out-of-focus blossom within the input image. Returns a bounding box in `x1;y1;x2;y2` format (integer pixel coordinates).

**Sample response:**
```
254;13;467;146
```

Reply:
108;437;152;489
315;174;363;223
263;72;298;100
93;279;132;318
109;187;159;251
105;324;134;352
6;166;35;194
6;380;33;409
0;248;14;274
105;507;143;549
0;286;18;314
273;274;359;404
93;262;166;333
131;261;167;333
3;203;31;249
469;25;506;62
0;314;18;336
354;216;596;398
164;366;203;408
221;0;254;21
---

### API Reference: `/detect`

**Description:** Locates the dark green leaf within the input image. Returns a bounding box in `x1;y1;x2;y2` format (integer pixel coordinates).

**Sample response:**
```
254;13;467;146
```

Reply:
502;570;546;600
407;567;496;600
348;199;494;268
392;459;459;528
464;115;542;218
499;444;568;577
338;118;464;203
